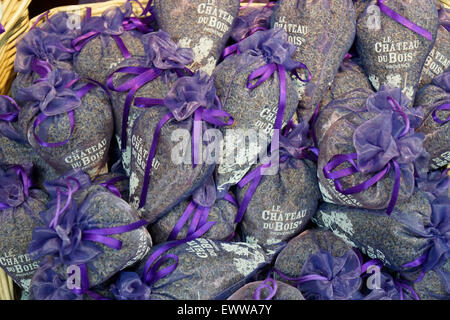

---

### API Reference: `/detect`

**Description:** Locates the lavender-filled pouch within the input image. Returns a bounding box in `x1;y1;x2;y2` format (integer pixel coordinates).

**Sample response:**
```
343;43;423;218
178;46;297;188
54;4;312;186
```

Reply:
320;58;374;107
356;0;438;103
135;238;268;300
27;170;152;292
235;122;320;249
11;27;75;102
414;72;450;170
107;30;193;176
17;68;113;178
0;164;48;292
73;4;146;83
271;0;356;122
317;86;428;212
227;279;305;300
273;229;362;300
0;95;59;186
230;4;273;42
149;175;237;244
419;7;450;87
313;191;449;300
129;71;231;222
213;28;301;196
152;0;240;75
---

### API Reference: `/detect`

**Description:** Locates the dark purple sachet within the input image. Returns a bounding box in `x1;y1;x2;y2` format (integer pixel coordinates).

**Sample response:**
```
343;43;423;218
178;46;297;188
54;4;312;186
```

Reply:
0;164;48;292
213;28;299;197
149;174;237;244
230;4;273;42
227;280;305;300
414;71;450;170
415;169;450;202
236;122;320;249
73;4;146;83
313;191;449;300
128;71;221;223
419;7;450;87
356;0;438;104
39;12;82;48
27;169;152;290
320;58;374;107
110;271;152;300
152;0;240;75
317;86;428;210
137;239;268;300
273;229;362;300
108;30;193;176
271;0;356;122
16;68;113;179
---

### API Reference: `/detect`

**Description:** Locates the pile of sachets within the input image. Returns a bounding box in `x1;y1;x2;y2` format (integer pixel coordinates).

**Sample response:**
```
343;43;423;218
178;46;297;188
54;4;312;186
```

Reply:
0;0;448;300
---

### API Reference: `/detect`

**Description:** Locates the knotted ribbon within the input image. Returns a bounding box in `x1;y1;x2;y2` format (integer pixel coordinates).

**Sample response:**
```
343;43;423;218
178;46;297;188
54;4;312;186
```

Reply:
323;96;422;215
106;30;194;151
377;0;433;41
253;277;278;300
99;175;128;199
432;103;450;124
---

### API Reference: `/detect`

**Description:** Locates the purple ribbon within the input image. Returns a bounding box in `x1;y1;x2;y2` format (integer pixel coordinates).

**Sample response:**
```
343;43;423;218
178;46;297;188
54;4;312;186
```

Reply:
71;219;148;295
254;277;277;300
133;98;233;209
106;66;163;151
100;176;128;199
33;81;96;148
0;95;20;122
49;178;81;228
432;103;450;125
167;201;216;242
394;279;420;300
272;268;329;285
377;0;433;41
72;29;131;59
322;97;410;215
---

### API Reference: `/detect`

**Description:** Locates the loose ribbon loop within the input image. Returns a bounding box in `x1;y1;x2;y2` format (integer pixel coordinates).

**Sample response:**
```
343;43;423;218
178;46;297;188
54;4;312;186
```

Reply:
377;0;433;41
0;96;20;122
49;177;81;228
254;277;277;300
33;82;96;148
100;176;128;198
394;279;420;300
432;103;450;125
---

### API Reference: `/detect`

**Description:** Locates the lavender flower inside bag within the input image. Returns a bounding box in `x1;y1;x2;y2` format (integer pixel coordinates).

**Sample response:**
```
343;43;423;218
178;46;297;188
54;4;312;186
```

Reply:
227;279;305;300
317;86;429;212
17;68;113;178
414;71;450;170
27;170;152;292
271;0;356;122
0;164;48;292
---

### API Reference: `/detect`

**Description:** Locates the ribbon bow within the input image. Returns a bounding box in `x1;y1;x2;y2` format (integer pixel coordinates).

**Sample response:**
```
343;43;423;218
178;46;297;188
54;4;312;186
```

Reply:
323;96;426;215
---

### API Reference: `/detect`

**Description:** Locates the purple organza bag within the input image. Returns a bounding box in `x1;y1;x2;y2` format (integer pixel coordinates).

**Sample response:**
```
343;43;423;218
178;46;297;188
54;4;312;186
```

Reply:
152;0;240;75
73;4;147;83
235;122;320;249
419;7;450;87
314;189;449;300
273;229;363;300
414;71;450;170
149;174;237;245
317;86;429;212
27;169;152;292
213;28;300;197
39;12;82;48
356;0;438;104
271;0;356;122
16;68;113;178
107;30;193;176
129;71;230;223
0;164;48;292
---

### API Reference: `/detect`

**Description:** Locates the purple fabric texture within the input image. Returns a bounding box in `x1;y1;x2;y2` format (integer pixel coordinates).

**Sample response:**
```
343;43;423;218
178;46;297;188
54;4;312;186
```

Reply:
17;69;82;118
231;6;273;41
433;71;450;92
141;31;194;70
39;12;82;47
110;271;152;300
0;164;32;209
0;96;25;143
163;71;216;121
31;263;82;300
192;175;217;208
360;271;402;300
14;28;73;75
237;28;300;71
416;170;450;202
297;250;362;300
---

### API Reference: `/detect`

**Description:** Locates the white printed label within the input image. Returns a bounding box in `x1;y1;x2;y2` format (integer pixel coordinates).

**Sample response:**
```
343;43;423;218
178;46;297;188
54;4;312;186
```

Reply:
430;151;450;170
422;48;450;80
261;205;307;236
186;238;219;259
64;138;107;169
